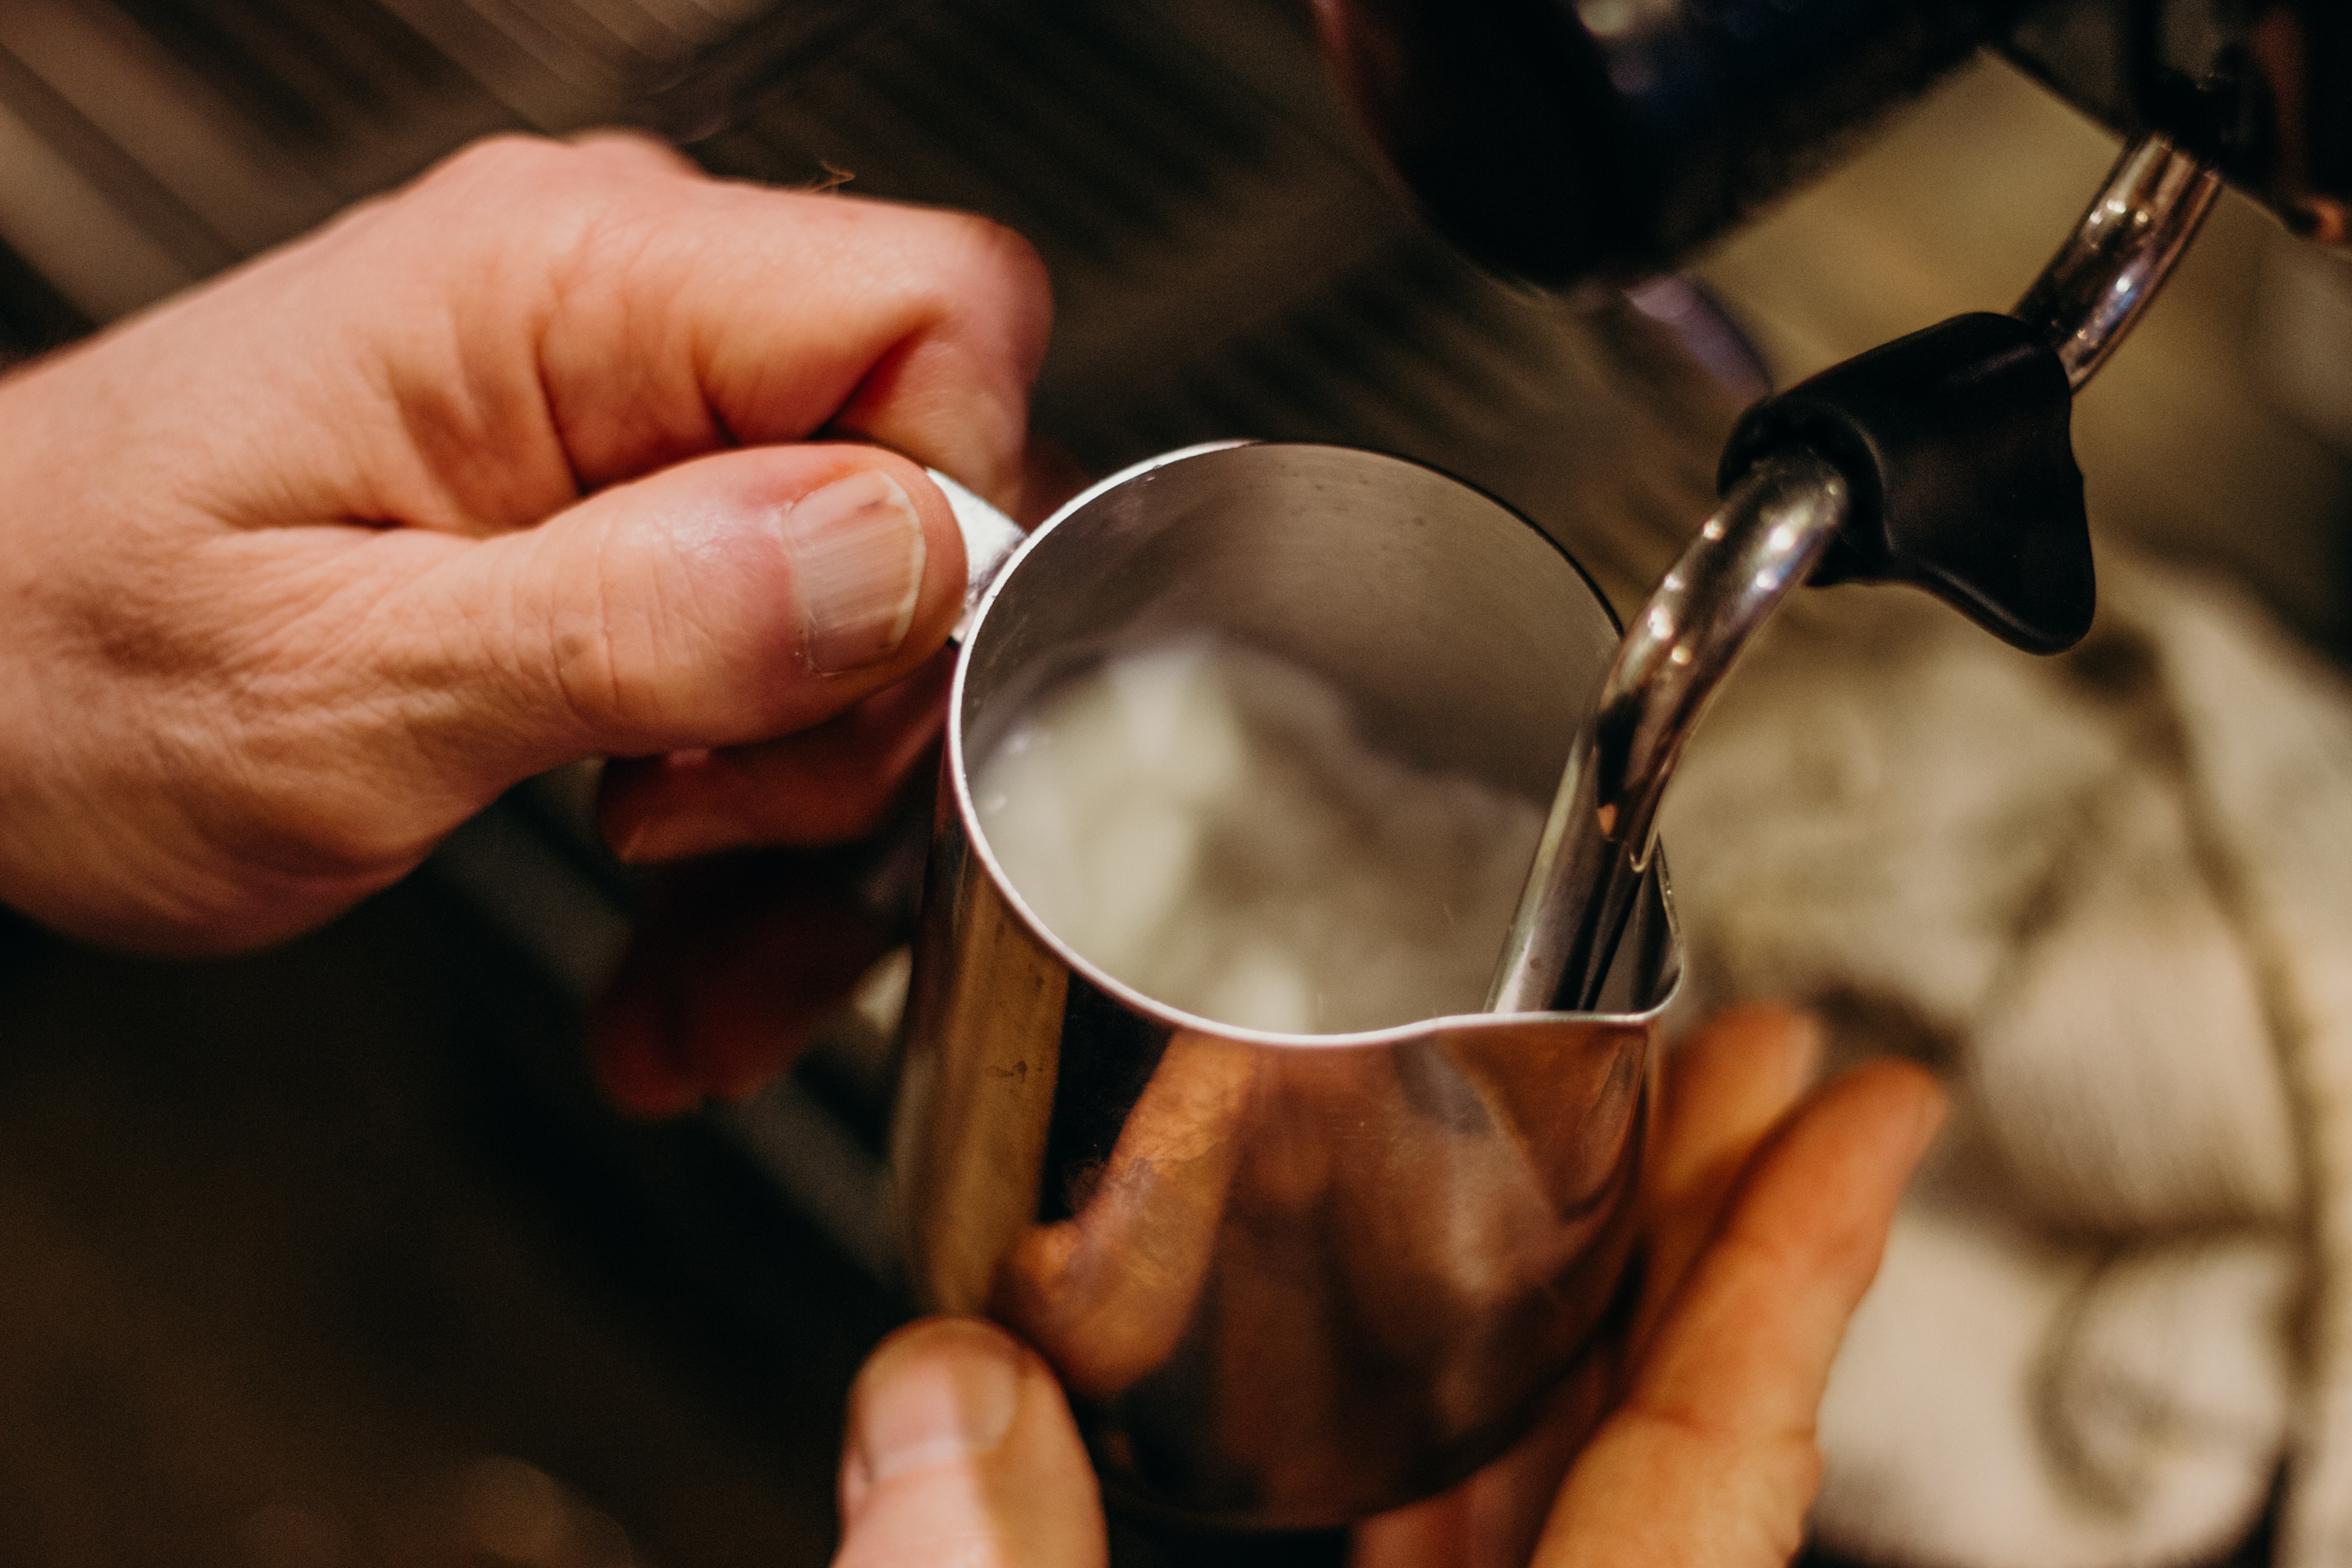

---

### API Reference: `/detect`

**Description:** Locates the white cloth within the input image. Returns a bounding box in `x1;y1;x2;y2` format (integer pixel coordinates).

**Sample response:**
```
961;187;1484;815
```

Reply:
1659;549;2352;1568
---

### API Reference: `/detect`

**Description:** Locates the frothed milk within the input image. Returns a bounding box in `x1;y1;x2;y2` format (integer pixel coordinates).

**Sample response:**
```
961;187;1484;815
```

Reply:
972;636;1543;1034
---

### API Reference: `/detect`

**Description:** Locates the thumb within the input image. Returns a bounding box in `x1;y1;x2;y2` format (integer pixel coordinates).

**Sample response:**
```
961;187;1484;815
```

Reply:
386;443;967;805
836;1317;1105;1568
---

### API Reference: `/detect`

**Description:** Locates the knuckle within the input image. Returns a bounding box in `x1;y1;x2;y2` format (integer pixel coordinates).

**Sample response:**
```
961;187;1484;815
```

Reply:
423;132;572;194
538;518;724;747
962;213;1053;305
411;133;700;266
928;211;1056;327
564;128;699;175
847;204;1052;334
542;561;640;741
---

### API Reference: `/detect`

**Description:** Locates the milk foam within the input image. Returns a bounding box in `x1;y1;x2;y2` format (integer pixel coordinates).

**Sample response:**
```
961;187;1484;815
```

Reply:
972;636;1542;1034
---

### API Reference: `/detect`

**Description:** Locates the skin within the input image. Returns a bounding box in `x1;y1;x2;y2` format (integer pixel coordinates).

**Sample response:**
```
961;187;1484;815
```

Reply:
0;134;1937;1561
833;1008;1946;1568
0;130;1052;956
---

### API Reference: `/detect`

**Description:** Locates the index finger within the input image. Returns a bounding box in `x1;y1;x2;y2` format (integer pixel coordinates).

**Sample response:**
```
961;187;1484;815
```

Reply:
1532;1060;1945;1568
1633;1006;1825;1352
460;135;1053;505
129;133;1054;536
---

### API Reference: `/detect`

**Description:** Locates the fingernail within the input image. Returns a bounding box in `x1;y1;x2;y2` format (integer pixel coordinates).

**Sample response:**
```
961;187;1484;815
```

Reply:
783;470;927;673
849;1320;1023;1486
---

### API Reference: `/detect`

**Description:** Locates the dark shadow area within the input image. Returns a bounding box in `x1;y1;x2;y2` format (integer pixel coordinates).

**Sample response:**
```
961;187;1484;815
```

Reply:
0;882;897;1568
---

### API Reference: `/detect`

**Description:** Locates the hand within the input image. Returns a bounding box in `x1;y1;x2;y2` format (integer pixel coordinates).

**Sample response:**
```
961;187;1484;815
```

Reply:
585;438;1090;1118
827;1007;1945;1567
0;132;1050;954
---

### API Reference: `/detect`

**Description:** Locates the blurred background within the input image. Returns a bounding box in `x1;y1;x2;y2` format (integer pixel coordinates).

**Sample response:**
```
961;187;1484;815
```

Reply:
0;0;2346;1564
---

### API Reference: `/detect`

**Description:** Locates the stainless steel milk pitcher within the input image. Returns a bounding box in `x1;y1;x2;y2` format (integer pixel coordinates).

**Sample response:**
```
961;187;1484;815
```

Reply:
893;443;1680;1528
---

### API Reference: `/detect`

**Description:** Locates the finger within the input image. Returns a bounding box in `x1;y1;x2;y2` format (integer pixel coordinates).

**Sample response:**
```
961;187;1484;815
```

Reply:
371;444;965;825
836;1318;1105;1568
598;647;953;864
113;135;1051;539
591;847;895;1116
395;135;1052;517
1532;1061;1945;1568
1635;1006;1823;1348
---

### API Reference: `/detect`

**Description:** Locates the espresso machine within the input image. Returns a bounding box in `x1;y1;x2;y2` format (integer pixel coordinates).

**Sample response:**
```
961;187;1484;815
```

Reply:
1319;0;2348;285
1315;0;2350;1014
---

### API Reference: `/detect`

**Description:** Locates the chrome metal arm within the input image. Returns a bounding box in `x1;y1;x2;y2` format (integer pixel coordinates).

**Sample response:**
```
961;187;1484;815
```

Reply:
1493;130;2224;1015
2013;133;2224;388
1487;449;1849;1013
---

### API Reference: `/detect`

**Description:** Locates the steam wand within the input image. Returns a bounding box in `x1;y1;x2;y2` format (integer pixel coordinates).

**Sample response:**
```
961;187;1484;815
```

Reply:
1489;132;2225;1015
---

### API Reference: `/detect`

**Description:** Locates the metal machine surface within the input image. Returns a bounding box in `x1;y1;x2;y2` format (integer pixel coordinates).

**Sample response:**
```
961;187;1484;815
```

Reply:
1314;0;2349;288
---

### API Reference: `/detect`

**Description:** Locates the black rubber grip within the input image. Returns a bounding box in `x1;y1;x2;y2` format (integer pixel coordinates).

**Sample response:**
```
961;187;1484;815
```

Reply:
1718;312;2095;655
